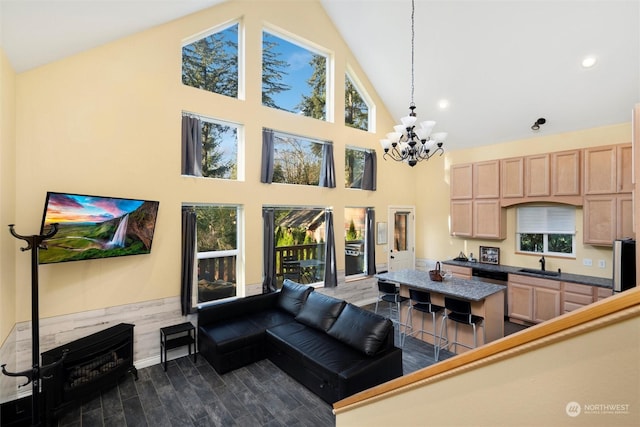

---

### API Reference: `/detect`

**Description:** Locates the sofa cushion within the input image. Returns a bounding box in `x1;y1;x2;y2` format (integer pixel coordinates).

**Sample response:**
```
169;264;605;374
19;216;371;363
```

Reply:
327;304;393;356
295;292;346;331
277;279;313;316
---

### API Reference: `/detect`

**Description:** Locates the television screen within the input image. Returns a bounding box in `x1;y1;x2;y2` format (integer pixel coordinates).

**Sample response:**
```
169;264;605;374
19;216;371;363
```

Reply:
39;192;160;264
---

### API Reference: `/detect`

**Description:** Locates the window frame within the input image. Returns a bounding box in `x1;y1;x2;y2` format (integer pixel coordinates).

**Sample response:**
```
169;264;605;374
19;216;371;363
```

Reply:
344;68;375;132
261;25;333;122
187;204;244;309
271;129;331;187
181;20;244;99
516;205;576;257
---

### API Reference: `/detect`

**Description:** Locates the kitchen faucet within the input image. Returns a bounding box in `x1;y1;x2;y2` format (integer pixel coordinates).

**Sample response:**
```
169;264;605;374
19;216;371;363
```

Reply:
539;255;546;271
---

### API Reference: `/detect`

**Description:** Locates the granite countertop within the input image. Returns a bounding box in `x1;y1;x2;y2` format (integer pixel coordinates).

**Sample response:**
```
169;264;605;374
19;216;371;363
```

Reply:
442;259;613;289
376;269;506;302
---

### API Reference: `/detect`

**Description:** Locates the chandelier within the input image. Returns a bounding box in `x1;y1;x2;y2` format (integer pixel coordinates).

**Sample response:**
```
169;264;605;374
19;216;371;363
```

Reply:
380;0;447;167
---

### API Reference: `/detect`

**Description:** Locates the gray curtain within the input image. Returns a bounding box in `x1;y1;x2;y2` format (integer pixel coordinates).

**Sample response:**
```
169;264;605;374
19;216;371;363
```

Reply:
181;115;202;176
323;210;338;287
365;208;376;275
319;143;336;188
261;128;275;183
262;208;277;293
181;207;197;315
362;150;377;191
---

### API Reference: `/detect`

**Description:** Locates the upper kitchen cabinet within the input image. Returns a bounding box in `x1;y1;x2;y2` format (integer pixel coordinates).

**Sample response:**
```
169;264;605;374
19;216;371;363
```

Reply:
450;163;473;199
501;157;524;199
551;150;581;196
525;154;550;197
583;144;632;195
473;160;500;199
617;144;633;193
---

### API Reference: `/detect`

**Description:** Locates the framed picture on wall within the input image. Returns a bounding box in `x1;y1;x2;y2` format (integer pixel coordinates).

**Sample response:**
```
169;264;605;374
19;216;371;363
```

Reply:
479;246;500;265
376;222;387;245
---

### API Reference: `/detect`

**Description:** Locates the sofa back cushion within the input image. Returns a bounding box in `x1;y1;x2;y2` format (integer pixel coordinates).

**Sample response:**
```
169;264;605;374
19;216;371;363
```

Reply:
277;279;313;316
327;304;393;356
295;292;346;331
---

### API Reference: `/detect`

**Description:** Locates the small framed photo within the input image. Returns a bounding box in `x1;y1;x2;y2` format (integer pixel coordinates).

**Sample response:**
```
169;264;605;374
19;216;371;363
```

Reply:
479;246;500;265
376;222;388;245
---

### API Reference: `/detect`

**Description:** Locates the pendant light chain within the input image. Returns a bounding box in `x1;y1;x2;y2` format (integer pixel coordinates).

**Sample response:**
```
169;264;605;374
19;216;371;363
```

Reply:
379;0;448;167
410;0;415;109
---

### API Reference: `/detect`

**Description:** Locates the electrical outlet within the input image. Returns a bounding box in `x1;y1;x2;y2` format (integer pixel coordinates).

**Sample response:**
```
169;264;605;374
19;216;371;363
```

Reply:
598;259;606;268
583;258;593;266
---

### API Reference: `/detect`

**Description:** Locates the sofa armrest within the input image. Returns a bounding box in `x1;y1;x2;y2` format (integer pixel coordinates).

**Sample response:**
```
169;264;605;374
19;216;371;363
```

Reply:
338;347;403;395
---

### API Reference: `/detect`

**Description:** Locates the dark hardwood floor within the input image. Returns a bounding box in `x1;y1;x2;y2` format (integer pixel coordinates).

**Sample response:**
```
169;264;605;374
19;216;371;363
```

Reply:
55;313;526;426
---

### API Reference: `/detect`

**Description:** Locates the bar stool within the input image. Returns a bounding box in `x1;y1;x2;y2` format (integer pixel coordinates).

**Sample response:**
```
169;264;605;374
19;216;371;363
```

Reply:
404;289;444;353
438;297;484;360
375;280;409;344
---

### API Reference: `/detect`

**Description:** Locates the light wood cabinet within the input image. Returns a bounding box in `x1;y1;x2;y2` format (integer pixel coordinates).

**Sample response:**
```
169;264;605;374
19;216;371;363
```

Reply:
551;150;581;196
596;287;613;301
563;282;593;313
584;145;618;194
617;144;633;193
525;154;550;197
448;265;472;279
473;200;506;239
450;200;473;237
584;194;635;245
473;160;500;199
450;163;473;199
508;274;561;324
501;157;524;198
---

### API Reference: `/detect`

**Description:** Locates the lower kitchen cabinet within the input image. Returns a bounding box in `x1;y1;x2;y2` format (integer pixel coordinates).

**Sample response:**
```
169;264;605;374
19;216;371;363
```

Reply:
563;282;594;313
508;274;561;324
448;265;472;279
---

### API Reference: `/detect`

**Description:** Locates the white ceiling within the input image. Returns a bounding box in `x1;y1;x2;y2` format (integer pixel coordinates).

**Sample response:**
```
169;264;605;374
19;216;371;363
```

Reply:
1;0;638;150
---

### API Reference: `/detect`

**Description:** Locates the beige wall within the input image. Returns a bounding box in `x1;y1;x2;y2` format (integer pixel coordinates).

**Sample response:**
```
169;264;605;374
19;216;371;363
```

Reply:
0;47;17;344
6;0;414;328
336;312;640;426
0;0;633;347
416;123;632;277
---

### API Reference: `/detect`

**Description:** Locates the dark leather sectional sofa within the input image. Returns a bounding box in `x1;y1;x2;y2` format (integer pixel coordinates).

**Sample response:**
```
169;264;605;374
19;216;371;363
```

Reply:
197;280;403;404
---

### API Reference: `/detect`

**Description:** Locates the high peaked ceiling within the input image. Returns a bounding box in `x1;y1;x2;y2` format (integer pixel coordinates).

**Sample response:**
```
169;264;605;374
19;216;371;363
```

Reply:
1;0;638;151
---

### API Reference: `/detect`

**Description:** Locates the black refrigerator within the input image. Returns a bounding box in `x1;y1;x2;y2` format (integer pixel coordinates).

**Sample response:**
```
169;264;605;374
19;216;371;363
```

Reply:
613;239;636;292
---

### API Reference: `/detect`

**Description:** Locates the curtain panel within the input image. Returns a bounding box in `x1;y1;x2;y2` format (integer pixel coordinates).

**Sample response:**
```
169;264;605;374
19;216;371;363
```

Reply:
180;207;197;315
262;208;277;293
323;210;338;287
365;208;377;275
319;143;336;188
260;128;275;184
181;115;203;176
362;150;377;191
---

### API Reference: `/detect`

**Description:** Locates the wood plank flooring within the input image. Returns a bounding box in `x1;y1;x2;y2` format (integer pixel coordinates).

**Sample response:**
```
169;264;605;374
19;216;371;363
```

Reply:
55;315;526;426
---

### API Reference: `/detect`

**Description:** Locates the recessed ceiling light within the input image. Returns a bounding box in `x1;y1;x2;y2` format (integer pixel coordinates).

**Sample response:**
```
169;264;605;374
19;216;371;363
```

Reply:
438;99;449;109
581;56;597;68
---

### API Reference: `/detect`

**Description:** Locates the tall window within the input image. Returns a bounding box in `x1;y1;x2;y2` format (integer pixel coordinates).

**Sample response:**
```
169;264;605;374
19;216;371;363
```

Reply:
517;206;576;256
345;207;366;277
345;73;370;131
182;23;239;98
274;207;326;287
262;30;328;120
272;131;328;185
182;115;241;180
191;205;241;304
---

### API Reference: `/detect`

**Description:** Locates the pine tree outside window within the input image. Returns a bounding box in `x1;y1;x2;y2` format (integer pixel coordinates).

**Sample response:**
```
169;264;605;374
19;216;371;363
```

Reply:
345;72;371;131
182;22;239;98
262;30;328;120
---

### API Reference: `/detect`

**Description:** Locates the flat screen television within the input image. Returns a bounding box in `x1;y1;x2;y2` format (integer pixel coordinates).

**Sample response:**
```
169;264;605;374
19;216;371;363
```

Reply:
39;192;160;264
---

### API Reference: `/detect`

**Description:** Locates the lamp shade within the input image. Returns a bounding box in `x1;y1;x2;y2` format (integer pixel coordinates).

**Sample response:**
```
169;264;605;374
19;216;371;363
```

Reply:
386;132;402;143
380;139;392;150
400;115;417;127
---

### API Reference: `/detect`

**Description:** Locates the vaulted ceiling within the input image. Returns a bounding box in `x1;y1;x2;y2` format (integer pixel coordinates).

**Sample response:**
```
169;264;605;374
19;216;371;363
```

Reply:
1;0;638;150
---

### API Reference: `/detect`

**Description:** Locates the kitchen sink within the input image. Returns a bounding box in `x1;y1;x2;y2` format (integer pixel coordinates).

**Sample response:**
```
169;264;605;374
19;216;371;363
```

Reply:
518;268;560;277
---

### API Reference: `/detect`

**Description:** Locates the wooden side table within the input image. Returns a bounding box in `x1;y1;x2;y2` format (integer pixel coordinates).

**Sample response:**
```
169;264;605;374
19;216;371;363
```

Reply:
160;322;196;371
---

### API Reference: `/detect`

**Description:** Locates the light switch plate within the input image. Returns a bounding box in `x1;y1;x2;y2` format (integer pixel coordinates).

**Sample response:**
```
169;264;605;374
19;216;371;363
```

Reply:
583;258;592;266
598;259;606;268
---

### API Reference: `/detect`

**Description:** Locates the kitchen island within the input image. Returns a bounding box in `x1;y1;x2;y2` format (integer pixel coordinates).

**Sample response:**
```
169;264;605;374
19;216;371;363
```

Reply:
376;269;506;354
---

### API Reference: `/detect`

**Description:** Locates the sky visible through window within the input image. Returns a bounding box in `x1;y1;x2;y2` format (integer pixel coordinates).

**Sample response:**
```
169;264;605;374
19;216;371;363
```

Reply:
263;32;315;114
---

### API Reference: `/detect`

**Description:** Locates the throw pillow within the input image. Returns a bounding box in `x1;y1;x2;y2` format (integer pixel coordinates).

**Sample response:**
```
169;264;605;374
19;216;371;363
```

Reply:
277;279;313;316
295;292;346;331
327;304;392;356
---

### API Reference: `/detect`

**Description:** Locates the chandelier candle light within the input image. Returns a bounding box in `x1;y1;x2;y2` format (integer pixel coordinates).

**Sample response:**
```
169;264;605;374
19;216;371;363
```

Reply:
380;0;447;167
